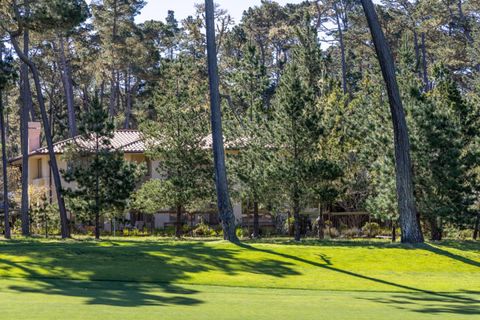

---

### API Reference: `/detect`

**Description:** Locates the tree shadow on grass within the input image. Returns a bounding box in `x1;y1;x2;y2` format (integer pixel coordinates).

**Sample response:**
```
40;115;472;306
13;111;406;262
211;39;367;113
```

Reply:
0;240;300;307
356;291;480;316
419;243;480;268
236;242;480;316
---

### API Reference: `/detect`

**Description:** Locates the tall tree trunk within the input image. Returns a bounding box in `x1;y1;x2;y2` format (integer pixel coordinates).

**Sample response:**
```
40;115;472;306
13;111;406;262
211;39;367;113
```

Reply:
175;205;182;238
333;2;347;95
123;71;132;129
20;28;31;236
205;0;239;243
109;72;116;117
413;30;421;77
109;0;118;117
57;36;77;137
252;200;259;238
421;33;429;91
95;138;100;240
360;0;424;243
11;36;70;239
0;79;11;239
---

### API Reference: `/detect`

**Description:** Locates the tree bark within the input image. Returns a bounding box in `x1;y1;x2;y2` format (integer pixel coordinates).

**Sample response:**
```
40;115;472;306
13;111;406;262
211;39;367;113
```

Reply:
473;211;479;240
429;217;442;241
95;136;100;240
317;204;324;239
421;33;429;91
413;30;421;77
252;200;259;238
57;36;77;137
11;36;70;239
293;190;301;241
109;0;118;117
205;0;239;243
391;219;396;242
0;80;11;239
333;2;347;95
361;0;424;243
20;28;31;236
123;71;131;128
175;205;182;238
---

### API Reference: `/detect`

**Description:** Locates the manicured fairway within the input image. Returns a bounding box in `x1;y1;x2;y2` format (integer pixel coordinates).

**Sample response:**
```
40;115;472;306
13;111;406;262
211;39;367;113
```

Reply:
0;238;478;319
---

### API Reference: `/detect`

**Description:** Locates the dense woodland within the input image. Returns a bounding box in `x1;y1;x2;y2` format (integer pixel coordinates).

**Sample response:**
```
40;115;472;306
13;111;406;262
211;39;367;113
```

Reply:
0;0;479;242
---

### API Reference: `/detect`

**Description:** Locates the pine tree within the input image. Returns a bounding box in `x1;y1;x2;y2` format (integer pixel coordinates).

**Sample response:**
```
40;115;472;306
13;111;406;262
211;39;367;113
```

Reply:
63;97;141;239
227;43;275;238
136;57;213;238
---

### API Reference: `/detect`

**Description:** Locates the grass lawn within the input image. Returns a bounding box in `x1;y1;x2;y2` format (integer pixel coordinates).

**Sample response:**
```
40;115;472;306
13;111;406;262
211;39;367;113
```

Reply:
0;238;478;319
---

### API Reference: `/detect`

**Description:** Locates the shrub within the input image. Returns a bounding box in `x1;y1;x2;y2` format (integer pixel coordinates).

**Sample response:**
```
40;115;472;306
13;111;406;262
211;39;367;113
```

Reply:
362;222;381;237
328;227;339;238
192;222;212;237
236;227;250;239
343;227;362;238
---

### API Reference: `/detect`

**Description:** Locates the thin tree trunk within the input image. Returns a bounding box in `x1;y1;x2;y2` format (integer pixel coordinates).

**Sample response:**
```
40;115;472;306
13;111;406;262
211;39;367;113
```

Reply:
205;0;239;243
11;36;70;239
413;30;421;77
333;2;347;95
429;217;442;241
391;219;396;242
252;200;259;238
175;205;182;238
109;73;116;117
123;71;132;129
57;36;77;137
473;211;480;240
0;80;11;239
95;135;100;240
293;194;301;241
20;28;31;236
421;33;429;91
109;0;118;117
361;0;424;243
317;204;324;239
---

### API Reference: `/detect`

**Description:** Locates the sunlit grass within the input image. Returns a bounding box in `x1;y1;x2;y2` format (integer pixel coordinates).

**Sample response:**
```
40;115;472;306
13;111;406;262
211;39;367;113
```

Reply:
0;238;478;319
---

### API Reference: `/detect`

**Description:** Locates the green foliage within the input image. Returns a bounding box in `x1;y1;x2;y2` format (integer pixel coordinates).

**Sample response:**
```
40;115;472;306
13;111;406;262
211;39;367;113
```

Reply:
137;56;213;216
62;98;142;225
271;25;342;228
361;222;381;238
26;0;90;33
0;48;16;91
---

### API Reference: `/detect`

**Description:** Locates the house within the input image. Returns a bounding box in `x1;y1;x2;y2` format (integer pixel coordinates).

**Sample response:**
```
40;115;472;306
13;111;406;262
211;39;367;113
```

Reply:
9;122;249;231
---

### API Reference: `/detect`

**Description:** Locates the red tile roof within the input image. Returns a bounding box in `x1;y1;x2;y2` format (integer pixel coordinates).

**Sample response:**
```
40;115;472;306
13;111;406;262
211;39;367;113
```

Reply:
10;130;145;163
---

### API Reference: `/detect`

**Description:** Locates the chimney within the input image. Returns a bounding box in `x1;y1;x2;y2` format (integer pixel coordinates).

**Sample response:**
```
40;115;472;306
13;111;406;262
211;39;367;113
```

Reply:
28;122;42;153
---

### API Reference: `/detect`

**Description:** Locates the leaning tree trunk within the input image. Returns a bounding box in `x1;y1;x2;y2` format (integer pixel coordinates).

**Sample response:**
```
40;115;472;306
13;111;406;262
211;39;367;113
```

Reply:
20;28;31;236
11;36;70;239
361;0;424;243
205;0;239;242
0;82;11;239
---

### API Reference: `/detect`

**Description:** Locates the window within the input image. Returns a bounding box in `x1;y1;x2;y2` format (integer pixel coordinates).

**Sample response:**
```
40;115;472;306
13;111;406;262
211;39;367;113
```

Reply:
36;158;43;179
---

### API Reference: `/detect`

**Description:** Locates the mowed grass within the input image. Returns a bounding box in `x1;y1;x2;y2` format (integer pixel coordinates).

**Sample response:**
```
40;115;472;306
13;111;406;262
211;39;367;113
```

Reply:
0;238;478;319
